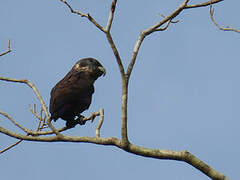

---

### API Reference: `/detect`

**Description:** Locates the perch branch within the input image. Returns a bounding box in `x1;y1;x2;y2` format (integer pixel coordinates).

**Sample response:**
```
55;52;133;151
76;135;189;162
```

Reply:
0;40;11;57
82;110;100;123
210;4;240;33
0;125;229;180
0;109;104;138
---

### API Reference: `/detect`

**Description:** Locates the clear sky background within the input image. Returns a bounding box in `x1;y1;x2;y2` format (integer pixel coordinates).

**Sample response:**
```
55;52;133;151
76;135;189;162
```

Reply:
0;0;239;180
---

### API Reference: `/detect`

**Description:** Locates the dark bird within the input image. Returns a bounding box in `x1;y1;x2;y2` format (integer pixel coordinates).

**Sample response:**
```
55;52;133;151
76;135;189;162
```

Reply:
49;58;106;128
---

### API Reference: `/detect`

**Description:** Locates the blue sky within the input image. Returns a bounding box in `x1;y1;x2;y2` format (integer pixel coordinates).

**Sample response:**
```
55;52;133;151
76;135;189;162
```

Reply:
0;0;239;179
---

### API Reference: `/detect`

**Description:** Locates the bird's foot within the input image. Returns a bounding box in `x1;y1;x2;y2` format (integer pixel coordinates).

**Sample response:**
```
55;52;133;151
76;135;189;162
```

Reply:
76;115;86;126
66;120;78;128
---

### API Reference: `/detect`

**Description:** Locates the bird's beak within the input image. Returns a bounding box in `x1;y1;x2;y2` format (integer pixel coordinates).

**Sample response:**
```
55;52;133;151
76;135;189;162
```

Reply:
98;66;106;76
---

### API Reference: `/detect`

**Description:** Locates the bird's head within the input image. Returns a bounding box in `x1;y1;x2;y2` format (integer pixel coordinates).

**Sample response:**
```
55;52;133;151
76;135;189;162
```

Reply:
73;58;106;80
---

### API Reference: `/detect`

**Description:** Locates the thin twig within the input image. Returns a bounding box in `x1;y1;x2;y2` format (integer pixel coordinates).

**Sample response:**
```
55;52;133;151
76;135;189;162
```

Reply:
82;111;100;123
159;13;179;23
0;77;63;137
106;0;117;32
0;140;22;154
30;104;42;121
126;0;189;80
0;40;11;57
0;110;30;134
60;0;105;32
96;108;104;138
210;4;240;33
155;20;172;31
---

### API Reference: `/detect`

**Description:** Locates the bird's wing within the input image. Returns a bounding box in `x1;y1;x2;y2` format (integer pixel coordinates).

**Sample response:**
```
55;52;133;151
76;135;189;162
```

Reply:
49;71;94;115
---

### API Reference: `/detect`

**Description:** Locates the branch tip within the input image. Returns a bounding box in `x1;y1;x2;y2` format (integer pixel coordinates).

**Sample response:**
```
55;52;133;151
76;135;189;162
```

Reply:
209;3;240;33
185;0;224;9
0;40;11;57
96;108;104;138
111;0;117;13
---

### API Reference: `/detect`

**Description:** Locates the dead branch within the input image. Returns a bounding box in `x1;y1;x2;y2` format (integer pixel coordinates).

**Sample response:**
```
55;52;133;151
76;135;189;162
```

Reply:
0;140;22;154
0;110;30;134
126;0;189;82
60;0;105;32
0;40;11;57
158;13;180;24
185;0;224;9
29;104;47;131
0;125;229;180
30;104;43;122
0;108;103;137
210;4;240;33
96;108;104;138
0;76;62;137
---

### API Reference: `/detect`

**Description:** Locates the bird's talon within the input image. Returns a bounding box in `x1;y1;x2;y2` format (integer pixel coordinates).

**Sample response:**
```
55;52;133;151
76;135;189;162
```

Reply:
66;120;77;128
76;115;86;126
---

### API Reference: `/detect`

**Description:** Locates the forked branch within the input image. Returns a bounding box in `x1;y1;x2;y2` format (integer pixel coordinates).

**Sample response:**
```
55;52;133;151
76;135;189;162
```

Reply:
126;0;189;81
0;76;62;137
0;40;11;57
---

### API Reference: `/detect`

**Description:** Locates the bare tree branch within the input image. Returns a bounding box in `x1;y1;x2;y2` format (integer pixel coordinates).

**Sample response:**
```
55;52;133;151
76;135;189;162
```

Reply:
0;140;22;154
155;20;172;32
106;0;117;32
158;13;180;24
0;76;63;137
0;110;30;134
60;0;105;33
0;125;229;180
210;4;240;33
30;104;48;131
0;108;103;137
0;40;11;57
96;108;104;138
126;0;189;81
185;0;224;9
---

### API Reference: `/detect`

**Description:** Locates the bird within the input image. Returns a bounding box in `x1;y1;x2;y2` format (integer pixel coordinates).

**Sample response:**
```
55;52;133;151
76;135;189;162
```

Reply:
49;58;106;128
